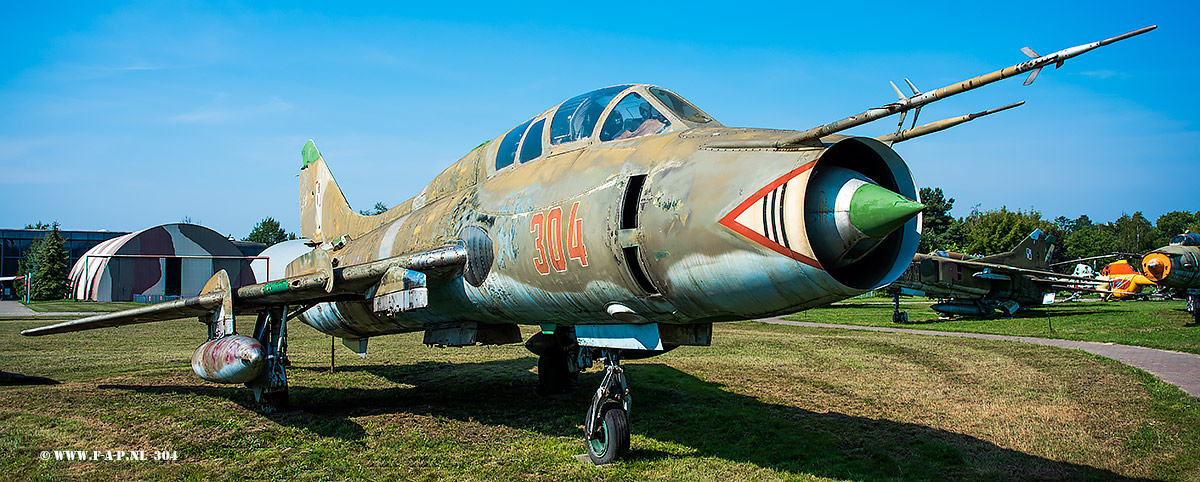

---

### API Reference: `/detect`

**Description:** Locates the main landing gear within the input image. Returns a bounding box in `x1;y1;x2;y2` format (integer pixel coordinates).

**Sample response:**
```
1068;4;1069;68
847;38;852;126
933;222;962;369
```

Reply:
891;292;908;324
249;306;290;412
527;330;578;396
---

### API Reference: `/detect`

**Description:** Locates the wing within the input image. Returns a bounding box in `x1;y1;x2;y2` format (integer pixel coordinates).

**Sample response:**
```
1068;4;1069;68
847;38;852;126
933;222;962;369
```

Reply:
21;242;468;337
948;258;1104;284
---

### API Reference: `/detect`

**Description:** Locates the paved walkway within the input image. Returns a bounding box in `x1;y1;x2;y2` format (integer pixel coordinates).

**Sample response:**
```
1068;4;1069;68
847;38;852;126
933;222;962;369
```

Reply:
0;301;95;317
759;317;1200;398
0;301;36;316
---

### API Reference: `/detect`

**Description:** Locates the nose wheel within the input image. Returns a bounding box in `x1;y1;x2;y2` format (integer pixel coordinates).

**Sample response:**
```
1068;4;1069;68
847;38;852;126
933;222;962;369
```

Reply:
584;350;631;465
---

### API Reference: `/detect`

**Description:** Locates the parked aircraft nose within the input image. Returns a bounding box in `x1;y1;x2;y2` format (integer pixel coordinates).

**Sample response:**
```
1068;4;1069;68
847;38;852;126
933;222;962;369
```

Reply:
1142;253;1170;282
806;166;924;268
244;346;264;367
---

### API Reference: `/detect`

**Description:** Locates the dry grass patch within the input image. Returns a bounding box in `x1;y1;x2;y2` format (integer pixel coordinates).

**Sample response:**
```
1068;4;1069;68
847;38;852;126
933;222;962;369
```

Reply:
0;313;1196;481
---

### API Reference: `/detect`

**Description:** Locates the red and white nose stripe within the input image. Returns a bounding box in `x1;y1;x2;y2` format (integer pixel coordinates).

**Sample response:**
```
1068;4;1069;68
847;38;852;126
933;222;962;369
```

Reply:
719;162;923;271
718;161;824;269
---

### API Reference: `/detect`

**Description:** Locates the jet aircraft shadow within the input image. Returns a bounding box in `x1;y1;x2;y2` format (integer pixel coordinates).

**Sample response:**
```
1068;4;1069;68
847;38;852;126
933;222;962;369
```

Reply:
105;357;1151;480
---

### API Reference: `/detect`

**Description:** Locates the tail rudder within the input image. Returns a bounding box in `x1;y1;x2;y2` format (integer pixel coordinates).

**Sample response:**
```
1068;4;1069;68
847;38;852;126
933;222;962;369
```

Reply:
979;229;1056;269
299;140;359;244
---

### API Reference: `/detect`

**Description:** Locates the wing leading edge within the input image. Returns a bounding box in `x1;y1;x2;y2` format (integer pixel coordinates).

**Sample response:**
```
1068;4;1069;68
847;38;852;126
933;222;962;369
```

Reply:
21;242;469;337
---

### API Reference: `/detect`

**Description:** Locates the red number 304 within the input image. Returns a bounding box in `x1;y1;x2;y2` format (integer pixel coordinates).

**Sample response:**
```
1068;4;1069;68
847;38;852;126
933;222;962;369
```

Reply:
531;201;588;275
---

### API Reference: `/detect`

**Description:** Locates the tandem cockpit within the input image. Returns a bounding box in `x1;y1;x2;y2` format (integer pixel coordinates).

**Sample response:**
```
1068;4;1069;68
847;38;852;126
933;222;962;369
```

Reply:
1171;233;1200;247
492;84;719;172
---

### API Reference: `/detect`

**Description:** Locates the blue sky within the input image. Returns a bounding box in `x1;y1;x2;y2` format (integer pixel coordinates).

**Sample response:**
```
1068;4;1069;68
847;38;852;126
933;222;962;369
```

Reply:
1;1;1192;238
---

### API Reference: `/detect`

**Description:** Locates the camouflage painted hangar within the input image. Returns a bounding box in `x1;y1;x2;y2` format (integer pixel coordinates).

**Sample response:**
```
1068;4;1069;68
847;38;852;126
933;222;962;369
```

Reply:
70;223;263;302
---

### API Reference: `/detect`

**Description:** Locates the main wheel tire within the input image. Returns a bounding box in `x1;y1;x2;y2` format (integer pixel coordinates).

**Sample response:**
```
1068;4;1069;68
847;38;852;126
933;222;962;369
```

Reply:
262;389;290;413
586;407;629;465
537;350;571;396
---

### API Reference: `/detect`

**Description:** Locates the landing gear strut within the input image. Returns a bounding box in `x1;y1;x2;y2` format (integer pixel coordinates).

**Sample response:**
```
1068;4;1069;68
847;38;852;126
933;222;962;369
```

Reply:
891;292;908;324
249;305;290;412
583;350;631;465
1188;295;1199;325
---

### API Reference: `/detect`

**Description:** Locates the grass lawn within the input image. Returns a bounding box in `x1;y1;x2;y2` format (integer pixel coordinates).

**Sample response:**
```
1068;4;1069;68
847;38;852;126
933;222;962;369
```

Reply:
20;300;145;313
1;311;1197;481
792;299;1200;355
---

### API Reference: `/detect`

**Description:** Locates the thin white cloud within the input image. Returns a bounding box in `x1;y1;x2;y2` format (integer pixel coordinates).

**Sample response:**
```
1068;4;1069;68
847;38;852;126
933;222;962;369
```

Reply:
168;97;294;123
1077;70;1126;79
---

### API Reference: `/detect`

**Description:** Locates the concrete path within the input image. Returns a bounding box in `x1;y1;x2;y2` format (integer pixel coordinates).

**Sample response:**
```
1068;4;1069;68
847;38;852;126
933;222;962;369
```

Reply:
0;301;96;318
0;301;36;316
759;317;1200;398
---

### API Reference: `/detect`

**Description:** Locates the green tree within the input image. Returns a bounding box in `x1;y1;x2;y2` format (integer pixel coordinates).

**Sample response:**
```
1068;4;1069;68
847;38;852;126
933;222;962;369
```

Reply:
24;221;50;230
960;206;1053;256
1053;216;1074;235
917;187;964;253
1155;211;1198;245
16;223;69;301
31;225;68;300
13;237;41;301
1063;223;1118;260
358;201;389;216
1113;212;1157;253
244;217;294;245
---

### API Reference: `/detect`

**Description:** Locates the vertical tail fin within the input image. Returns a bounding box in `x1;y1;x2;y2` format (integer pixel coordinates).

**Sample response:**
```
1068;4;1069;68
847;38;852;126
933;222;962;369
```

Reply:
299;140;360;244
977;229;1056;269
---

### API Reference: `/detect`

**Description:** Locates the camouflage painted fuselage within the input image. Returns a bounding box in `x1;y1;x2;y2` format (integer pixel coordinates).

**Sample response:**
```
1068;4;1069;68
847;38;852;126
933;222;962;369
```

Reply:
885;230;1082;316
891;253;1048;308
1143;238;1200;292
293;85;920;339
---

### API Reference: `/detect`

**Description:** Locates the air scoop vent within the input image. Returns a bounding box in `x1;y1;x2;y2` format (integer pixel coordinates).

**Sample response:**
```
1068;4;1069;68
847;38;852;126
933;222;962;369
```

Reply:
619;175;659;295
805;137;922;290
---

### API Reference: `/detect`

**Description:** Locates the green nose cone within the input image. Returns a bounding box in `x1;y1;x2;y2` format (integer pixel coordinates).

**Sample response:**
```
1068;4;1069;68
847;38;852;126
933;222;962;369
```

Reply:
848;183;925;238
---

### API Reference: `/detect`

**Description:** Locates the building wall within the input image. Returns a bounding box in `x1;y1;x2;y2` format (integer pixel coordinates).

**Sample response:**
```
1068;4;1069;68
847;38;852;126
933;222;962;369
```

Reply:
0;229;128;300
71;224;257;302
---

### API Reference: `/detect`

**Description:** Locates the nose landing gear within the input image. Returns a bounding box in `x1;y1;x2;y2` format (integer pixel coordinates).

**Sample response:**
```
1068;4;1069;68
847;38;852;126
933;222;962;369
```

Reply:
583;350;631;465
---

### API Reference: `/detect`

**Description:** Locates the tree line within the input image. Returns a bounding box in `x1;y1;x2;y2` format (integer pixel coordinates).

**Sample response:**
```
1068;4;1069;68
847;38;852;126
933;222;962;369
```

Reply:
918;187;1200;263
242;202;387;245
14;222;69;301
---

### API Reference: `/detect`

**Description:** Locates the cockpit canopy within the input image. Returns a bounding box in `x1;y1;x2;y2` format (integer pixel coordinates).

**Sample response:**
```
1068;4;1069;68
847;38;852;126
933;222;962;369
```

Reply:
1171;233;1200;247
493;85;717;172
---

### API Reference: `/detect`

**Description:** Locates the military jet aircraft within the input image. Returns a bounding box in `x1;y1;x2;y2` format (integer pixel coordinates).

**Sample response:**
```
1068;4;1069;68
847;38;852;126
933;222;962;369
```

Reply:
885;229;1109;320
1142;233;1200;323
22;26;1154;464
